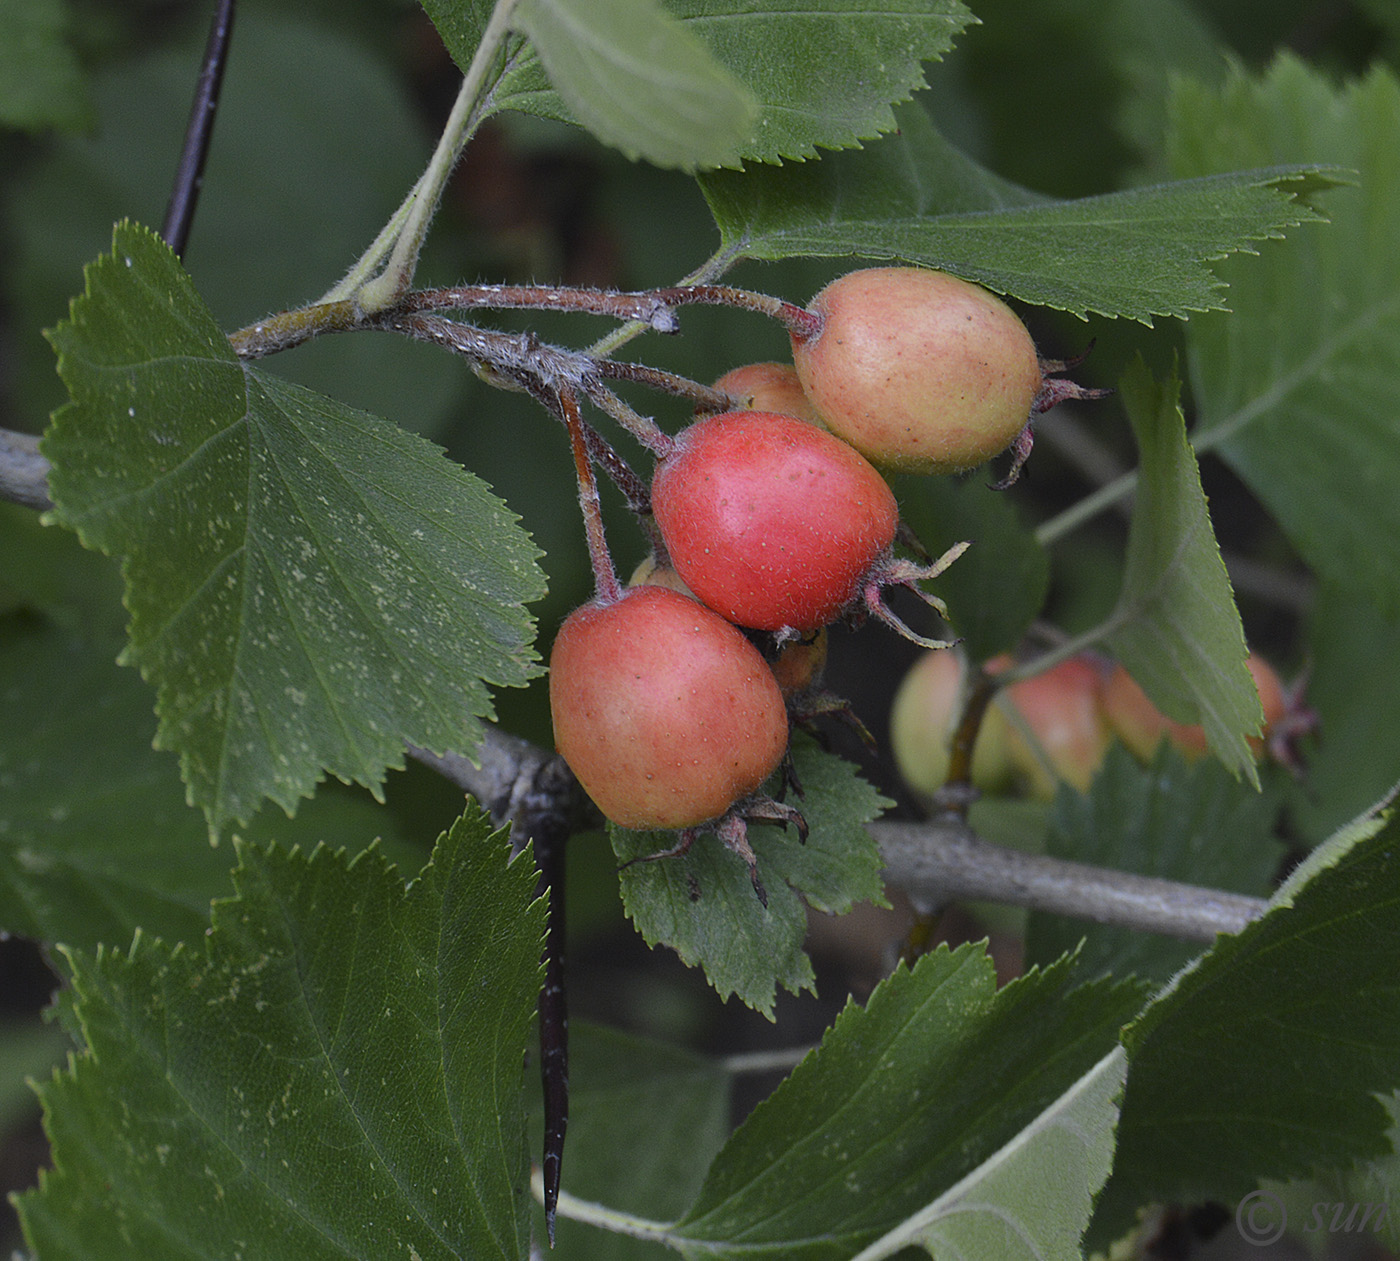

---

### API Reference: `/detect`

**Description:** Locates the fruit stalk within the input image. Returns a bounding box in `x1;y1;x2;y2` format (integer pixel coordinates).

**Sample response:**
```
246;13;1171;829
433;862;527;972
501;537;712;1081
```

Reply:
938;664;1003;814
555;386;621;603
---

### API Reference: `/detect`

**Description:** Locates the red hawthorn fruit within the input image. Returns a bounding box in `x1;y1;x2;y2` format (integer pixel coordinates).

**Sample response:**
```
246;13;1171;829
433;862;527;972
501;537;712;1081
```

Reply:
651;410;900;633
548;585;789;831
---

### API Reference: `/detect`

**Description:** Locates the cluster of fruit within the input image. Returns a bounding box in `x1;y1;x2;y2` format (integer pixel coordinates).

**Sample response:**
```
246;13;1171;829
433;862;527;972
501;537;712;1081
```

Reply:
891;647;1300;806
548;267;1089;898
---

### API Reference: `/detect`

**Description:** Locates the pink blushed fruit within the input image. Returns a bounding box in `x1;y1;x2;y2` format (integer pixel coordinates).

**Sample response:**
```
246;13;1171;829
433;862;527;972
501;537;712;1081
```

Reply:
791;267;1043;475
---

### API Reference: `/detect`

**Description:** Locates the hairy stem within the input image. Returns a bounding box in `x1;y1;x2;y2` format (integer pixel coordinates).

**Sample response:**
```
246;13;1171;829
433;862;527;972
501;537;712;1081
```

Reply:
529;1172;676;1245
557;387;621;604
585;252;731;360
401;284;679;332
651;284;820;337
591;358;731;414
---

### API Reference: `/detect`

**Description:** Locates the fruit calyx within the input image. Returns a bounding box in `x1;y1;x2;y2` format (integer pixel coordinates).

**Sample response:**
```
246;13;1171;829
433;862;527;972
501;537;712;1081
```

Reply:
620;791;808;908
857;542;971;651
991;346;1115;490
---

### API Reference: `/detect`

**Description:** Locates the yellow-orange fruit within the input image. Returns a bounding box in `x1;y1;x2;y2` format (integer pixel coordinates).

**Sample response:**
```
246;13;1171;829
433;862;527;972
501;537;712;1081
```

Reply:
1101;654;1288;762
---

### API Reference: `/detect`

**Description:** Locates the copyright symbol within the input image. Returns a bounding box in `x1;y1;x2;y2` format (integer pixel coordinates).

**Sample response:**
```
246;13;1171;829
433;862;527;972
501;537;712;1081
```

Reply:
1236;1190;1287;1246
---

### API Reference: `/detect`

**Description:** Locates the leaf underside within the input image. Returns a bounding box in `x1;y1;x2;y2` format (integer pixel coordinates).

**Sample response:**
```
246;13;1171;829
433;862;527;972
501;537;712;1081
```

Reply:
1104;358;1260;779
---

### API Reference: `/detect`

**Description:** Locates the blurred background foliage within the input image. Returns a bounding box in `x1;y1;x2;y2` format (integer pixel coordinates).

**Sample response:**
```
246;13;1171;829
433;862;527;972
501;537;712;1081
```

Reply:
3;1;1399;1250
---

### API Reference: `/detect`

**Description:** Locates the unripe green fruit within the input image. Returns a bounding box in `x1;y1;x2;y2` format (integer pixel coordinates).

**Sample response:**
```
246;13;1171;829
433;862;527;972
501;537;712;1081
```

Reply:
791;267;1042;474
549;586;789;830
711;362;825;427
890;649;1014;798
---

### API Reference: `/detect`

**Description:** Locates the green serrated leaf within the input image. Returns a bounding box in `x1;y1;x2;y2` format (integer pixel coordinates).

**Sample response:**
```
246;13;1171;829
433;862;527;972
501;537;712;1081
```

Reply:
892;471;1049;661
669;947;1145;1260
508;0;758;170
613;736;889;1015
1092;811;1400;1242
0;0;92;132
1103;357;1259;780
487;0;974;167
1025;743;1284;985
0;617;432;953
1174;58;1400;611
701;97;1333;321
1315;1089;1400;1252
41;222;546;834
854;1046;1127;1261
16;811;545;1260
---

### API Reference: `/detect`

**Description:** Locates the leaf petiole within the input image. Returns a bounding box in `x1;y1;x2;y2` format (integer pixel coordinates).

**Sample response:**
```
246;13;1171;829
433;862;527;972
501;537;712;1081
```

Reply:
529;1168;677;1244
325;0;524;311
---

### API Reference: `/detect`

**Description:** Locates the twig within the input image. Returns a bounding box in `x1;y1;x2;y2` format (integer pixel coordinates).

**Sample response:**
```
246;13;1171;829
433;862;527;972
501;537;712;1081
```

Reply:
650;284;820;338
161;0;236;259
876;818;1265;940
0;429;52;511
418;729;1267;943
554;384;621;602
400;284;678;333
